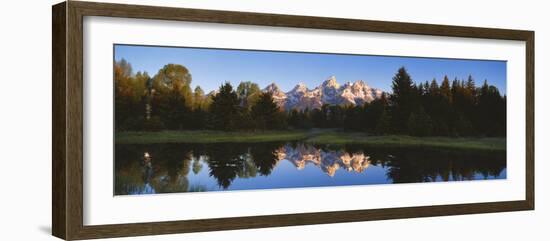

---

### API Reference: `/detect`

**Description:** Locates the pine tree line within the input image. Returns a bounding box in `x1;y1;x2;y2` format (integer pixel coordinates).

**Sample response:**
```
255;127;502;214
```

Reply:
115;60;506;137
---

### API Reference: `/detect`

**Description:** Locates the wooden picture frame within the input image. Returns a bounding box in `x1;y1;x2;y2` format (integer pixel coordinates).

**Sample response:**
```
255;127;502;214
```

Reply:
52;1;534;240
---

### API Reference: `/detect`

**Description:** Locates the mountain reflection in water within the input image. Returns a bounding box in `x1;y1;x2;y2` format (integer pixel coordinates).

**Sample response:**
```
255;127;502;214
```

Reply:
114;142;506;195
277;144;371;176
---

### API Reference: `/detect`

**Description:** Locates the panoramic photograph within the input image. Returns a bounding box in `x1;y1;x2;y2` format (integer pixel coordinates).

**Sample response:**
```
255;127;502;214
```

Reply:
113;44;507;195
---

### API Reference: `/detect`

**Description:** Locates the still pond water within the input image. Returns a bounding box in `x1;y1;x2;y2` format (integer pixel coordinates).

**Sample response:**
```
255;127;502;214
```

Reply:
114;142;506;195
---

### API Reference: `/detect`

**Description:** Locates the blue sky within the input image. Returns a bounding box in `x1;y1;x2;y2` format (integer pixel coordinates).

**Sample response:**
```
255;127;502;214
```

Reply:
114;44;506;94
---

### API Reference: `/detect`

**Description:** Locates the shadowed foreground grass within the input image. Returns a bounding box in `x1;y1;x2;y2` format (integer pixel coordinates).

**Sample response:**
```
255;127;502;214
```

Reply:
116;130;505;151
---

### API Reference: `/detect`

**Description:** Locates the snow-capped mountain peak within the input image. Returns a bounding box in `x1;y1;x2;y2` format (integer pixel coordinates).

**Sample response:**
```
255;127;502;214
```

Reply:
322;76;340;89
260;76;383;110
262;82;287;109
290;82;308;93
263;82;282;93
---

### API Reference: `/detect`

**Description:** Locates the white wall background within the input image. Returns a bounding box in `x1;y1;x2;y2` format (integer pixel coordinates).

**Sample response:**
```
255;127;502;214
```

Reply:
0;0;547;240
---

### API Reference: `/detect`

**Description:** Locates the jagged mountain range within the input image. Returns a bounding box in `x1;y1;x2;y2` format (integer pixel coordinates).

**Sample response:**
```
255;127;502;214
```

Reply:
262;76;383;110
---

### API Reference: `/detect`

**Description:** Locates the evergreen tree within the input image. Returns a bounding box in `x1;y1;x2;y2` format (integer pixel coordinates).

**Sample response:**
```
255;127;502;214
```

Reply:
375;109;392;135
251;92;280;129
466;75;476;99
364;94;388;133
407;107;433;137
343;105;363;131
454;112;474;136
476;80;506;136
389;67;419;133
440;75;452;101
428;76;453;136
464;75;477;122
429;78;439;95
288;109;301;128
310;108;324;129
209;82;241;130
326;105;345;128
319;105;330;128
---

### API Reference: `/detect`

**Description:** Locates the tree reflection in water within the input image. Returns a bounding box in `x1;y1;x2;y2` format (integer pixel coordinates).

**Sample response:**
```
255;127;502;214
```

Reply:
114;142;506;195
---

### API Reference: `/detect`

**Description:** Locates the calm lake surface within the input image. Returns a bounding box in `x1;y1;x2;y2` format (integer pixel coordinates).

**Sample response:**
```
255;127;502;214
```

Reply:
114;142;506;195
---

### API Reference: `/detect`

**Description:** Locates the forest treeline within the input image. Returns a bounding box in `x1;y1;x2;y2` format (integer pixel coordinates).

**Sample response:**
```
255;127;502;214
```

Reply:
115;59;506;137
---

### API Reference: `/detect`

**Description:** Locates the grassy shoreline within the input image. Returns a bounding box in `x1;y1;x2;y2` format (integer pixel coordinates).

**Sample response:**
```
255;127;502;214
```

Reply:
306;132;505;151
115;130;310;144
116;130;505;151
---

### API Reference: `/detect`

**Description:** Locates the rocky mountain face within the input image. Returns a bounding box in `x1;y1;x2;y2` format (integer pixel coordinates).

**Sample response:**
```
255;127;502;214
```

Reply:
263;83;288;108
262;76;383;111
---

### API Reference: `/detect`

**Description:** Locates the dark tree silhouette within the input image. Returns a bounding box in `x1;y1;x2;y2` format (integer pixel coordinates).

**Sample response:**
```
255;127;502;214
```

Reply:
389;67;420;133
407;106;433;136
208;82;241;130
251;92;280;129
